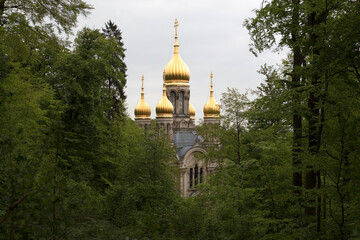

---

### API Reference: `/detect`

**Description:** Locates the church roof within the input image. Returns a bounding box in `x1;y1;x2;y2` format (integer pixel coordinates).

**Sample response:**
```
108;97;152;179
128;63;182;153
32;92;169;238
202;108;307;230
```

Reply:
177;146;192;159
173;131;204;159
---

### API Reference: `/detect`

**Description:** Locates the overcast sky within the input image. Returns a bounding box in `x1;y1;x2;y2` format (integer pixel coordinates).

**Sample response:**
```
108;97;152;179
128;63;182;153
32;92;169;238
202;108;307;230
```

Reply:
76;0;286;122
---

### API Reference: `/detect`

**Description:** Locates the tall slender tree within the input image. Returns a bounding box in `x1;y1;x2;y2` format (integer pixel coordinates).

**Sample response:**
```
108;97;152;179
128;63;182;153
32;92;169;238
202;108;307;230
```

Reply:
102;20;127;116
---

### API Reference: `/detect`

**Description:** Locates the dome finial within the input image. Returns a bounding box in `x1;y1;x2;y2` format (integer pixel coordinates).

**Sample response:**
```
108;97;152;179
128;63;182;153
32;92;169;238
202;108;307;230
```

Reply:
141;74;144;98
210;72;214;97
174;18;179;36
174;18;179;54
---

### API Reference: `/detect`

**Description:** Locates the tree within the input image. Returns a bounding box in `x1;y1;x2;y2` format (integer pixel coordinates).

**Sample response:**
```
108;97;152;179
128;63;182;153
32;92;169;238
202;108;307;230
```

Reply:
0;63;57;239
220;88;250;165
245;0;360;236
0;4;67;238
187;87;295;239
0;0;91;34
101;20;127;116
0;18;130;238
47;27;129;190
103;120;179;239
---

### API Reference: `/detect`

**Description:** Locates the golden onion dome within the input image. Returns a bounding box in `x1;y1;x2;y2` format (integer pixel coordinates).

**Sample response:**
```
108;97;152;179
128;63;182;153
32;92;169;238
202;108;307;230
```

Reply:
134;75;151;119
189;101;195;119
163;19;190;86
203;72;220;118
156;84;174;118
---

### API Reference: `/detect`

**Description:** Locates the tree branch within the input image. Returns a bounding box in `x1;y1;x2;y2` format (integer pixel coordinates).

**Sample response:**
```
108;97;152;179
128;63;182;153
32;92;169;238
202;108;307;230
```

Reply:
0;193;29;224
352;60;360;81
4;5;23;9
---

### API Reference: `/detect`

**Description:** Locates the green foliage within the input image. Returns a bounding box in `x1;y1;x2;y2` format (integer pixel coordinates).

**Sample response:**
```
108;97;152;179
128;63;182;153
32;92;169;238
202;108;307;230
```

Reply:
101;20;127;116
1;0;360;239
244;0;360;238
0;0;92;34
193;89;297;239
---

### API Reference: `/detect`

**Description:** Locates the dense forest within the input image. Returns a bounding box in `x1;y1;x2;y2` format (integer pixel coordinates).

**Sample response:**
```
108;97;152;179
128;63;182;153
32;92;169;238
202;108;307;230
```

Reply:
1;0;360;239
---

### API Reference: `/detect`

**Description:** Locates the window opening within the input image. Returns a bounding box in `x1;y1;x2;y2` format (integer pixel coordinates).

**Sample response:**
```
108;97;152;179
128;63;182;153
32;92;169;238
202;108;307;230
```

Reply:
179;91;184;114
170;91;176;114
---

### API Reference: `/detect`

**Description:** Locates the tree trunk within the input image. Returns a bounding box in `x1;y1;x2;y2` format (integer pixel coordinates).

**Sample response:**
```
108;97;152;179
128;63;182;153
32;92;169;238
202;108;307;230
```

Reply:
10;164;15;240
305;8;323;232
291;0;303;195
0;0;5;14
236;115;241;165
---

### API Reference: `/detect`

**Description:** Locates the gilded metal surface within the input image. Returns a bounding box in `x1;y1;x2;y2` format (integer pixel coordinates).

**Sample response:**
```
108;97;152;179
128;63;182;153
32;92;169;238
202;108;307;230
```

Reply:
165;82;190;87
134;74;151;119
189;101;195;119
203;72;220;118
156;84;174;118
163;19;190;85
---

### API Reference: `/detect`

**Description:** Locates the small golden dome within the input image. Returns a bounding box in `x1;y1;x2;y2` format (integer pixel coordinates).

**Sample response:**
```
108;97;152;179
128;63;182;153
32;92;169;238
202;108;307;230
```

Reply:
189;101;195;119
163;19;190;86
156;84;174;118
135;75;151;119
203;72;220;118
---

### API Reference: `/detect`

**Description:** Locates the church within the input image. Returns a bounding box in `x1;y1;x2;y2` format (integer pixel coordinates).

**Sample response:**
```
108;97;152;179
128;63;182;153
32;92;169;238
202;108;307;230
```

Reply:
133;19;220;197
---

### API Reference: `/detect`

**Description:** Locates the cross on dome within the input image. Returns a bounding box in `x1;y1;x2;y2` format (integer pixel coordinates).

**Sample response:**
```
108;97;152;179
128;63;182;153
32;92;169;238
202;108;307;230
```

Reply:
141;74;144;95
174;18;179;36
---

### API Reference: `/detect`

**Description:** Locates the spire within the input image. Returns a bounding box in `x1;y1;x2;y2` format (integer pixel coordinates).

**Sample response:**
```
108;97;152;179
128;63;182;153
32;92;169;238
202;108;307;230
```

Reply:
134;74;151;119
210;72;214;97
141;74;145;99
203;72;220;118
174;18;179;54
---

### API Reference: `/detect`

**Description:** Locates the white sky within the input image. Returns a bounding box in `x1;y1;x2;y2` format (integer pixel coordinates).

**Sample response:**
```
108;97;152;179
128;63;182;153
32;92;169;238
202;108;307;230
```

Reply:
76;0;286;122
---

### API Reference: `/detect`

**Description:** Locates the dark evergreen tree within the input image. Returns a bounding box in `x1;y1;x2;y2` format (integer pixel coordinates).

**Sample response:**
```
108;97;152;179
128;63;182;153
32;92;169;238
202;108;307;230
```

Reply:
102;20;127;116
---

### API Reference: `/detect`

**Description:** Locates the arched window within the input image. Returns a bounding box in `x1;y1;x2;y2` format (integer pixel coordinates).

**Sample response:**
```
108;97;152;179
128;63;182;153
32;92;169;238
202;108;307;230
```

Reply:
200;168;203;183
179;91;184;114
170;91;176;114
194;164;199;185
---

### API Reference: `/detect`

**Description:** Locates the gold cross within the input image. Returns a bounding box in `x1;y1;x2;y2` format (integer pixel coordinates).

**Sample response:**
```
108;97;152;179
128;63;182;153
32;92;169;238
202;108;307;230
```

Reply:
210;72;213;85
141;74;144;89
174;18;178;36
